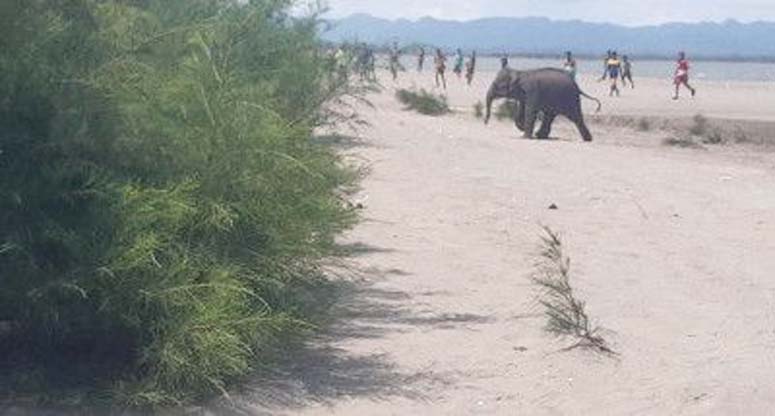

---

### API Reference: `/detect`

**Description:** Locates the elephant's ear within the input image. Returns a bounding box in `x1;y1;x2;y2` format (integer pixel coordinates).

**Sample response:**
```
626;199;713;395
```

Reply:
508;72;523;96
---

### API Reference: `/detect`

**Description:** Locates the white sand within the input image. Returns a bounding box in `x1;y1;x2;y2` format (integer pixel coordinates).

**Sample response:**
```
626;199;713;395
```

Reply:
220;70;775;415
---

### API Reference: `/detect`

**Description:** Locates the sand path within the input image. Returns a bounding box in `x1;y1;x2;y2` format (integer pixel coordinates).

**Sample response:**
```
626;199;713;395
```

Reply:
219;71;775;416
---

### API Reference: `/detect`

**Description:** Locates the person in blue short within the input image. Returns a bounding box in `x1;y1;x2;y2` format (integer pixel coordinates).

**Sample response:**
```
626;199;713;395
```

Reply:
605;51;622;96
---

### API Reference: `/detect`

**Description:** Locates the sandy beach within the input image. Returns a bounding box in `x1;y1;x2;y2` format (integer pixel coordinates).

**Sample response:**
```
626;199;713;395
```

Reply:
211;69;775;415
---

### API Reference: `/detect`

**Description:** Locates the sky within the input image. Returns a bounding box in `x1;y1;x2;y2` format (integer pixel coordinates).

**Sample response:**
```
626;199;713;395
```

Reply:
311;0;775;26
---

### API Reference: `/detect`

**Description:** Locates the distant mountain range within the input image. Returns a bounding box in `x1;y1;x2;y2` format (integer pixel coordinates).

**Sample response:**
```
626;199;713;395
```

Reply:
321;14;775;60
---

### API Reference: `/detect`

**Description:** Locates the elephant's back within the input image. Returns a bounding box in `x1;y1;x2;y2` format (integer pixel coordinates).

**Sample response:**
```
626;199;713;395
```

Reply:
533;68;576;88
530;68;581;111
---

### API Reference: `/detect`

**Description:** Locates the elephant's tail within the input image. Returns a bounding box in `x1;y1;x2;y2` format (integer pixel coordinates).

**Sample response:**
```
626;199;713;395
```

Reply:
579;90;602;113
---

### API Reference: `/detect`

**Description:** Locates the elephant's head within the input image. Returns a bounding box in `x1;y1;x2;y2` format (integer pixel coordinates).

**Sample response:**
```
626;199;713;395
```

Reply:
484;69;523;125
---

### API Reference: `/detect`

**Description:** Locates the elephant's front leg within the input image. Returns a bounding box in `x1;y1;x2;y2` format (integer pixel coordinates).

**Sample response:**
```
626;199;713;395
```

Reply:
522;99;539;139
513;101;526;132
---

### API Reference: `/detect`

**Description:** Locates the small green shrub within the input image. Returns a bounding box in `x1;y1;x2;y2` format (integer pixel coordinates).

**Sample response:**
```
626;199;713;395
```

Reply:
395;88;450;116
703;129;725;145
686;114;726;144
733;126;754;144
495;100;518;121
473;101;484;119
689;114;709;136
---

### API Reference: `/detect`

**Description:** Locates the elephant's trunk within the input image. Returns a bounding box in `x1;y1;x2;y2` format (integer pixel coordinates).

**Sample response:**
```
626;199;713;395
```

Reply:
484;86;495;125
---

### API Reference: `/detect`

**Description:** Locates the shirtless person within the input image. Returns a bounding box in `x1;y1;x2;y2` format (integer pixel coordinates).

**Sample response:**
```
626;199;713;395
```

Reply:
621;55;634;88
465;51;477;86
434;49;447;90
673;51;696;100
389;42;401;81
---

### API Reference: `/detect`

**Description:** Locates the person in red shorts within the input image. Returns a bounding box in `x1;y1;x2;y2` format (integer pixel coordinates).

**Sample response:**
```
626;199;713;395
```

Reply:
673;51;696;100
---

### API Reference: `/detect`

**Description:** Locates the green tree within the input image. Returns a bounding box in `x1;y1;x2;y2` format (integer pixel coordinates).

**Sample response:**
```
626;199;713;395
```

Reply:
0;0;357;406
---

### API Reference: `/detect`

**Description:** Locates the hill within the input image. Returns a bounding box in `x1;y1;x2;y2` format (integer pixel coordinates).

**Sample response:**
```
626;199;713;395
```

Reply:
322;14;775;59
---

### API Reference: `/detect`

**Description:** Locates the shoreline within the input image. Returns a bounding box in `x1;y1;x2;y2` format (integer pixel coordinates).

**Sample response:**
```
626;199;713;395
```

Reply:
364;49;775;64
375;54;775;83
475;52;775;64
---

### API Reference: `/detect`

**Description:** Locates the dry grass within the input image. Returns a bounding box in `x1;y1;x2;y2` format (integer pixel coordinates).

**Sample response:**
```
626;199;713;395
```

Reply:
689;114;709;136
533;226;615;355
592;114;773;148
662;136;705;149
733;126;757;144
702;129;725;144
636;117;652;131
686;114;727;145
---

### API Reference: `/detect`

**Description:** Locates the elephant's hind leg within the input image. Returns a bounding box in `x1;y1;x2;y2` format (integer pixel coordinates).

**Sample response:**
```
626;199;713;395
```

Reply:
569;111;593;142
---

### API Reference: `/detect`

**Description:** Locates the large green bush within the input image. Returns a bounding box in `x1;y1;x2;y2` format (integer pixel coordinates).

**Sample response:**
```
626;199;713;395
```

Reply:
0;0;356;406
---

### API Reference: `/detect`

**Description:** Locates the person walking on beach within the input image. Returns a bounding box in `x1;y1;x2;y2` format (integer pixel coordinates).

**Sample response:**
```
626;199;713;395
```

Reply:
418;47;426;72
673;51;696;99
605;51;622;96
600;50;613;80
364;47;376;81
621;55;634;88
388;42;402;81
356;44;372;81
465;51;477;85
500;55;509;69
453;48;464;79
334;46;348;81
563;51;578;81
434;48;447;89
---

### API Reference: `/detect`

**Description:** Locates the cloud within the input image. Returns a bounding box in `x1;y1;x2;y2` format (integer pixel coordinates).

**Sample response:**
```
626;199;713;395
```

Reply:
317;0;775;26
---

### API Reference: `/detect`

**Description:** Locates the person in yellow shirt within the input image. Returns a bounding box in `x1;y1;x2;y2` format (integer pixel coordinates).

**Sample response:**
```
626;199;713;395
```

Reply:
600;50;612;80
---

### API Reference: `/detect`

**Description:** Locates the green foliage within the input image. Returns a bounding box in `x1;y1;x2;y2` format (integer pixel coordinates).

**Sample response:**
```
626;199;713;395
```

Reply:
473;101;484;119
495;100;518;122
702;128;725;144
0;0;356;407
395;88;450;116
687;113;725;145
733;126;755;144
689;113;709;136
636;117;652;131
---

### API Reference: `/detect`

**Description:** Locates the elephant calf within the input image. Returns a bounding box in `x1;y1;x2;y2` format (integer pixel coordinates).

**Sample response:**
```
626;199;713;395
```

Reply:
484;68;600;141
